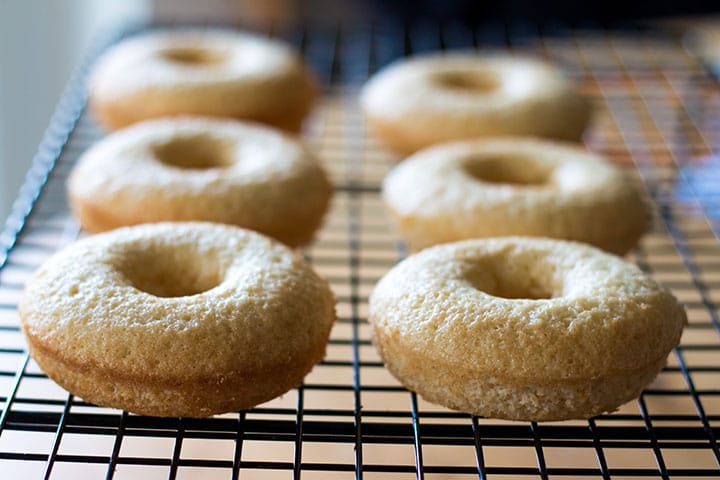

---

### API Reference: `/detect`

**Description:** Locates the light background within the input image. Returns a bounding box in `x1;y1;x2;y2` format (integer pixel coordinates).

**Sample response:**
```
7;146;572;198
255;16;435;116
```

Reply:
0;0;149;226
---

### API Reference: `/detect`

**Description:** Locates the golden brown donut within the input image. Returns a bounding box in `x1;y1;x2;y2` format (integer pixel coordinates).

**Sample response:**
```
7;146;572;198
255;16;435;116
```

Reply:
68;117;332;247
369;237;686;421
89;30;316;132
19;222;336;417
360;53;591;154
382;138;650;254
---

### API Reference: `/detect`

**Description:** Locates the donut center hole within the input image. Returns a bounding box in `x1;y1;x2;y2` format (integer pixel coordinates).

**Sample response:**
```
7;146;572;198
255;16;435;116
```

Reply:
160;47;226;65
463;255;555;300
152;134;233;170
487;283;552;300
434;70;500;92
120;244;223;298
464;154;553;186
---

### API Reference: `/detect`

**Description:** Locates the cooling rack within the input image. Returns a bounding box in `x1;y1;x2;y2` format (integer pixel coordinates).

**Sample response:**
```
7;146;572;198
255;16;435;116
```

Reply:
0;21;719;480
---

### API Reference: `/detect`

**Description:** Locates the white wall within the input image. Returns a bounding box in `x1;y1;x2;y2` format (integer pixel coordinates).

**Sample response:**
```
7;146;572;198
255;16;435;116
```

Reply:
0;0;149;225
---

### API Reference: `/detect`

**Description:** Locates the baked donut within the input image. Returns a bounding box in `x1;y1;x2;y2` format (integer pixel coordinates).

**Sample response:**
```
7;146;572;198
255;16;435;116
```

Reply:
68;117;332;247
89;30;316;131
19;222;336;417
360;53;591;154
382;138;650;254
369;237;686;421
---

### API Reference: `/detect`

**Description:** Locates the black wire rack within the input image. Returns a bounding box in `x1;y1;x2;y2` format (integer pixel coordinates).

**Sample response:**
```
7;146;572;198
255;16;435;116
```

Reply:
0;20;719;480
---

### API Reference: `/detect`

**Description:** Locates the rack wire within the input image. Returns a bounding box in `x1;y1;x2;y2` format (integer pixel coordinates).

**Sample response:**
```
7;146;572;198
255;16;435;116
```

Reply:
0;21;719;479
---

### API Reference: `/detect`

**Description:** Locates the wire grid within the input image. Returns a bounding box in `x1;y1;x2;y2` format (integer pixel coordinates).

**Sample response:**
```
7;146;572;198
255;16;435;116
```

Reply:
0;21;719;480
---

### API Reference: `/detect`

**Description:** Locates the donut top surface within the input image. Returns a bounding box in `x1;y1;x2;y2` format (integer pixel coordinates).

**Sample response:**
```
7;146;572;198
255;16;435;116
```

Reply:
385;138;630;216
369;237;686;383
361;53;580;119
90;30;307;99
19;222;336;380
70;117;318;196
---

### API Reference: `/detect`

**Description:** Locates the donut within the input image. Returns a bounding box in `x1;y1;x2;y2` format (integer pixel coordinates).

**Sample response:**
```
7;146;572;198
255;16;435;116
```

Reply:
19;222;336;417
382;138;650;254
360;53;591;154
68;117;332;247
89;30;316;132
369;237;686;421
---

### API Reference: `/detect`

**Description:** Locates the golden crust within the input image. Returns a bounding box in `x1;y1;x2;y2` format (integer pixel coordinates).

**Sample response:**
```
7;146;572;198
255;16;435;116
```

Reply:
360;53;591;154
90;96;312;133
368;237;686;421
382;138;651;254
89;30;316;132
19;222;336;417
67;117;333;247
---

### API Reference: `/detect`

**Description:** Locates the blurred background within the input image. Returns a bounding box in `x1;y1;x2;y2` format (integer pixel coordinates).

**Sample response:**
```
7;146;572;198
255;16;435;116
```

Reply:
0;0;717;226
0;1;148;226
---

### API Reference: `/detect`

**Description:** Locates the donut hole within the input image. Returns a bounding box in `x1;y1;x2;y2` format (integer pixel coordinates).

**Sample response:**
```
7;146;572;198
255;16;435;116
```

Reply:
152;135;233;170
489;282;552;300
160;47;227;66
463;155;553;186
462;255;556;300
433;70;500;93
119;244;223;298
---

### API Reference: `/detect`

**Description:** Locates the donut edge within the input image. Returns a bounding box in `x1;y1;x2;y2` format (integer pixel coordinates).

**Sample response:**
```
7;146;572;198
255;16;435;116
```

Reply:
22;323;330;417
89;90;315;132
68;186;332;248
371;324;668;421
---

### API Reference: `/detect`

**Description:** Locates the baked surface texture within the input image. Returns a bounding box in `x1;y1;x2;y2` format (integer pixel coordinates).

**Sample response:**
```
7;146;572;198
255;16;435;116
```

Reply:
68;117;333;246
89;29;316;131
19;222;336;417
360;53;591;154
382;138;650;254
368;237;686;421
